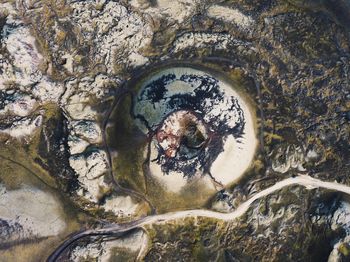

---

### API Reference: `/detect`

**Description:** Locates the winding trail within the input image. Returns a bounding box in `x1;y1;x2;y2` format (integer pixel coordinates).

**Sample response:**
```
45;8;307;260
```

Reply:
48;174;350;261
101;86;156;214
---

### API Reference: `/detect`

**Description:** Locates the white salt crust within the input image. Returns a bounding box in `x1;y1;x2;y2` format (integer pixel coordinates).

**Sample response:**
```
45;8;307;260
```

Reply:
135;67;257;193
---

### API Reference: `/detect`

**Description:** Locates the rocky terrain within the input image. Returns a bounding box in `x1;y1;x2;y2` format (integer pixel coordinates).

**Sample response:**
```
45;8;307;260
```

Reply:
0;0;349;261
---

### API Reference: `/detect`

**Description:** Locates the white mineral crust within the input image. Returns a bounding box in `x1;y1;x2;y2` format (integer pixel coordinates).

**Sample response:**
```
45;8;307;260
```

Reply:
135;67;258;192
69;1;153;71
130;0;199;24
207;5;254;29
70;229;147;262
0;184;66;239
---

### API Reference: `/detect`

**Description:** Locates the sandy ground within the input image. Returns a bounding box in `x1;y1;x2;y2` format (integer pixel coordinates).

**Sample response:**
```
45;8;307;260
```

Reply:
135;66;257;193
0;184;66;238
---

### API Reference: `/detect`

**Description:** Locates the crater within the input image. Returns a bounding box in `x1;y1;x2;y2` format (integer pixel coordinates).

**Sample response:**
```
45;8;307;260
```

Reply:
132;65;258;192
107;64;258;211
156;110;208;159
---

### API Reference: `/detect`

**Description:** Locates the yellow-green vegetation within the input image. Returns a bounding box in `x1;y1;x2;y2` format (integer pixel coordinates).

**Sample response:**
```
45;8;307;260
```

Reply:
144;217;226;261
145;175;216;213
1;239;66;262
108;94;216;212
108;95;148;192
109;247;139;262
106;62;262;213
0;113;58;189
0;102;95;261
339;243;350;257
0;143;89;262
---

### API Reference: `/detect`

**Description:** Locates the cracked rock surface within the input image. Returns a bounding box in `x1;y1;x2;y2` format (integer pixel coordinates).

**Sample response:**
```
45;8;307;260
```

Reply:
0;0;349;261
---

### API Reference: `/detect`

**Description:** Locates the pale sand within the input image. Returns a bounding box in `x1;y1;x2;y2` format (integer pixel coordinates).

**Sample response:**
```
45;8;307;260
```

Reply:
148;140;189;192
210;76;257;186
207;5;254;29
136;66;257;192
0;184;66;238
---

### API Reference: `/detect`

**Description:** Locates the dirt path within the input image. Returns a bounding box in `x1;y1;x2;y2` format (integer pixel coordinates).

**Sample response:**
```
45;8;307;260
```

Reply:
47;174;350;261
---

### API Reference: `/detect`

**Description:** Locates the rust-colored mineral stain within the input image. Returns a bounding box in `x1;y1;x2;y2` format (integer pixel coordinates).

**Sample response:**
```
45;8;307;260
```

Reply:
156;110;208;158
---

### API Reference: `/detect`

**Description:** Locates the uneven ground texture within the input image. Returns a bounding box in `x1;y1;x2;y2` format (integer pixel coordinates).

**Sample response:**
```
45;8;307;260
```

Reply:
0;0;350;261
